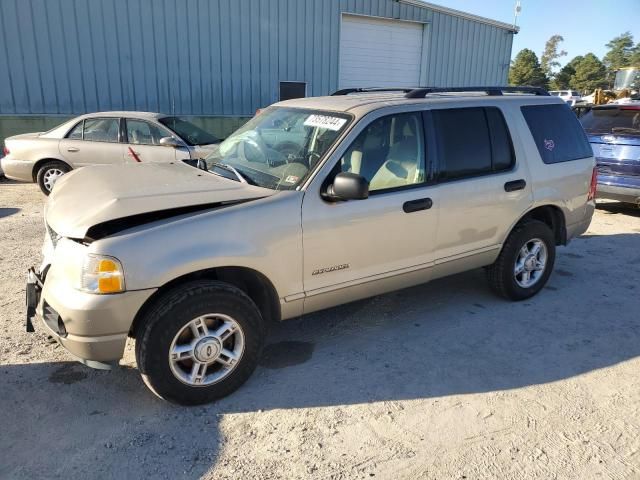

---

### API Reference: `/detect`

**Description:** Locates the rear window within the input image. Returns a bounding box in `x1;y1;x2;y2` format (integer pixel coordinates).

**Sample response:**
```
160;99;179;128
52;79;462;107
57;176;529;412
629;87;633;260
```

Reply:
580;107;640;137
521;104;592;164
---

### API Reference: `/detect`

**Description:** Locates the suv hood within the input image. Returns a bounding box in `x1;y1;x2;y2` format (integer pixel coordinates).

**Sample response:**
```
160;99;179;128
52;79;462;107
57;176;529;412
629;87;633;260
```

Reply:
47;162;274;240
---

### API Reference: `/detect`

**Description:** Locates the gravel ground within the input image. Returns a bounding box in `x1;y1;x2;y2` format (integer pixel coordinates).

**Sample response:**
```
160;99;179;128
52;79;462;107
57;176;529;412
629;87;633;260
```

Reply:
1;179;640;480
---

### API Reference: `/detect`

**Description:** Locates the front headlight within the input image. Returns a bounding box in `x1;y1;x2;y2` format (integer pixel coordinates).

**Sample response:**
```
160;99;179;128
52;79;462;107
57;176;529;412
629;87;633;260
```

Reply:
79;254;125;294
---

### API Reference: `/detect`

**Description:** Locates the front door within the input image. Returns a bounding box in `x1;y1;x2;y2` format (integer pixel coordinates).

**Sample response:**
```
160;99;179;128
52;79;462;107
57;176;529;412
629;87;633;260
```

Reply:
59;117;125;167
301;110;439;314
123;118;190;164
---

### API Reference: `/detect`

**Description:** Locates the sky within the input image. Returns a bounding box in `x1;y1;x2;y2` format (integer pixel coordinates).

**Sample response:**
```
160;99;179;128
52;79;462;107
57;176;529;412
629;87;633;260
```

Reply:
437;0;639;67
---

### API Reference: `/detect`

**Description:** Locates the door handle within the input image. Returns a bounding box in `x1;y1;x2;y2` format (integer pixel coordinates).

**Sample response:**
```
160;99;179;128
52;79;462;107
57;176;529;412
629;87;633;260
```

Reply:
403;197;433;213
504;179;526;192
67;147;79;152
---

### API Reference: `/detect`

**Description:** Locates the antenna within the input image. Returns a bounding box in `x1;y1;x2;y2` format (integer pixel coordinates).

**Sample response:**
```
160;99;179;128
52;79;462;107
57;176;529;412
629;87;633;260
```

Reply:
513;1;522;28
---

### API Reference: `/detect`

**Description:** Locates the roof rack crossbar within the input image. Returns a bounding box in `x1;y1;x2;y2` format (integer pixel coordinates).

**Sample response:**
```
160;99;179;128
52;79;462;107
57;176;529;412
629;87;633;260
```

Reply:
331;87;418;96
404;86;550;99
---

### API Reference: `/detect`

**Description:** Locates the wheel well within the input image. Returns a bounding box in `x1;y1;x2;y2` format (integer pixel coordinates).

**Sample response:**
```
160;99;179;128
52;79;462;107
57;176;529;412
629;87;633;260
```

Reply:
519;205;567;245
32;158;71;182
129;267;281;338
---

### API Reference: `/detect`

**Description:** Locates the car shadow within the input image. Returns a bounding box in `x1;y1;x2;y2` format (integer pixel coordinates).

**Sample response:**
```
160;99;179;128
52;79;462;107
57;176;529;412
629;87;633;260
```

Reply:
2;232;639;478
596;201;640;218
0;207;20;218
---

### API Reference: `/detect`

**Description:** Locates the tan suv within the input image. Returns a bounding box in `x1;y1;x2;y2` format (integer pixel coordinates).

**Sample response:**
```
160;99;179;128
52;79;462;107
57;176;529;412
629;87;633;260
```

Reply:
25;87;597;405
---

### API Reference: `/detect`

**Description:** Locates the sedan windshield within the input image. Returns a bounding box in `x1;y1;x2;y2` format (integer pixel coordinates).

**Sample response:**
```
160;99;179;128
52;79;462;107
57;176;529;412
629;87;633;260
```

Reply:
203;107;351;190
159;117;219;145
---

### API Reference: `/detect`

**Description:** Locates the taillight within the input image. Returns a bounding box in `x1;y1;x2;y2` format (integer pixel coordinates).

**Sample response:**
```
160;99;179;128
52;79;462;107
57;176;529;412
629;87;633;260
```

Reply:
588;166;597;201
2;146;8;156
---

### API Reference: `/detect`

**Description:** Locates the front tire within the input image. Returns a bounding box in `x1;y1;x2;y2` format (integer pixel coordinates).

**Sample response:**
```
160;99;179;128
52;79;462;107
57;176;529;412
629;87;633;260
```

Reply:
486;220;556;301
36;161;70;195
135;281;266;405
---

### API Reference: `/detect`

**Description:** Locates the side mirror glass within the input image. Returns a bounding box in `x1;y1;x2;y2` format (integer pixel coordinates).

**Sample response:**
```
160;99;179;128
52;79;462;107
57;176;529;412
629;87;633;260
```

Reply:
324;172;369;201
159;136;181;148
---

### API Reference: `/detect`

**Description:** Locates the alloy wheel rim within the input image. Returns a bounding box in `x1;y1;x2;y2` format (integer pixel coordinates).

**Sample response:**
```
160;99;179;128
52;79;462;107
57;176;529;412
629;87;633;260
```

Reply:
514;238;547;288
43;168;64;191
168;313;245;387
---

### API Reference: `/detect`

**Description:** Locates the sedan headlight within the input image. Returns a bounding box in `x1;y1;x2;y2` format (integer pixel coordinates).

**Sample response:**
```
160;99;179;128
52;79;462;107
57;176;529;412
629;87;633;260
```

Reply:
80;254;125;294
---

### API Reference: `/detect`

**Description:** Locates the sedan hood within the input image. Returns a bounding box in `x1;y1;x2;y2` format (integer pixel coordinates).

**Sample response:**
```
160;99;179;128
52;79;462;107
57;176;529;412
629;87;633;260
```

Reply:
47;162;274;239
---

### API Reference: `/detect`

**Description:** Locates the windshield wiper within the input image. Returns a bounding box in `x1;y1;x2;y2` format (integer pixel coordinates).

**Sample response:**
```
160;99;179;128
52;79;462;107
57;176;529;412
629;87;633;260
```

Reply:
209;161;247;183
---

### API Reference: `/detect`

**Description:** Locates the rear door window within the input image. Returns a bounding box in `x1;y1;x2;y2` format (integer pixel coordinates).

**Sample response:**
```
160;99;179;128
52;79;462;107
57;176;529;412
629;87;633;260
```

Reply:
431;107;515;181
580;107;640;137
521;104;592;163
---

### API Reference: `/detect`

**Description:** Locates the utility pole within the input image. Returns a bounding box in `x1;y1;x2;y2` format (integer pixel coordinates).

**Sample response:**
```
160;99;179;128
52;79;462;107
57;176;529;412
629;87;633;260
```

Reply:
513;1;522;29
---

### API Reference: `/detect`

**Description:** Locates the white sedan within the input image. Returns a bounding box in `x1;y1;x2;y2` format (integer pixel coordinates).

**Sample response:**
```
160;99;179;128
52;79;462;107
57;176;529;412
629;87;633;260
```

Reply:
1;111;220;194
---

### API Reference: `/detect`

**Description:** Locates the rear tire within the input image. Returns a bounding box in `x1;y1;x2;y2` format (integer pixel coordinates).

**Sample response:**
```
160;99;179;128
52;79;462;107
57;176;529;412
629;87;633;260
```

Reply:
486;220;556;301
36;161;70;195
135;280;266;405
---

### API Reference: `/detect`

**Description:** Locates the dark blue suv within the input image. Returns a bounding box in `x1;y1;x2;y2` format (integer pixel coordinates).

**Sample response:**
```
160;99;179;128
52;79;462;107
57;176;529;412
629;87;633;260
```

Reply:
580;104;640;206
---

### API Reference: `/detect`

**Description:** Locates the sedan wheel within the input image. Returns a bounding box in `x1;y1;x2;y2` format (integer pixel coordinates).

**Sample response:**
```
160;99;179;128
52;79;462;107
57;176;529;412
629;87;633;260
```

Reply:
36;161;71;195
43;168;65;192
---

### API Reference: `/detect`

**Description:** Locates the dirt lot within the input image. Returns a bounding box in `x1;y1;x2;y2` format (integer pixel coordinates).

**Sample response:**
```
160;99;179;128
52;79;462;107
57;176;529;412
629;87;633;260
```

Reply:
1;179;640;480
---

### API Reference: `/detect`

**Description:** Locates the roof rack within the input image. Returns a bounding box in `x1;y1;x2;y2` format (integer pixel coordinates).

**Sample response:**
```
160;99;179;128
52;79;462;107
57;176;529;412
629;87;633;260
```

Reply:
331;87;418;96
404;86;550;99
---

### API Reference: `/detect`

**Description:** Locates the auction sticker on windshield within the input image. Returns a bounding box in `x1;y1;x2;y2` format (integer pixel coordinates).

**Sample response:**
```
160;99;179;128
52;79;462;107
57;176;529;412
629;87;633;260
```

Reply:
303;114;347;131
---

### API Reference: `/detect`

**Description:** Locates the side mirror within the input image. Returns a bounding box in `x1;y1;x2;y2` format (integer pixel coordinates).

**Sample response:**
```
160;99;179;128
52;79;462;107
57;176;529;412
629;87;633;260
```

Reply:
196;159;208;171
159;136;182;148
324;172;369;201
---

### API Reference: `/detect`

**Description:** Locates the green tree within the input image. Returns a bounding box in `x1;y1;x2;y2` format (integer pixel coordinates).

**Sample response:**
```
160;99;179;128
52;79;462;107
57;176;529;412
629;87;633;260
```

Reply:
630;43;640;66
541;35;567;78
603;32;634;70
570;53;607;92
550;55;583;90
509;49;547;87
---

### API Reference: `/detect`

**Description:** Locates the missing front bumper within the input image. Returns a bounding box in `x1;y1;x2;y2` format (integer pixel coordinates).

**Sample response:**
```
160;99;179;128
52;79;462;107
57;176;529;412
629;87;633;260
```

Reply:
25;267;43;332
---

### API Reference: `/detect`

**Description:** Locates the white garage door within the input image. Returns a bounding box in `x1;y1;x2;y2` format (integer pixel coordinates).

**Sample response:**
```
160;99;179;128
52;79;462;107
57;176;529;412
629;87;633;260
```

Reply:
339;15;424;88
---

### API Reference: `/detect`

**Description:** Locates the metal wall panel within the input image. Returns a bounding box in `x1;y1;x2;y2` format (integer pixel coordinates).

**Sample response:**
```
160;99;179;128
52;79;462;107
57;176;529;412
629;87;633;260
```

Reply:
0;0;514;116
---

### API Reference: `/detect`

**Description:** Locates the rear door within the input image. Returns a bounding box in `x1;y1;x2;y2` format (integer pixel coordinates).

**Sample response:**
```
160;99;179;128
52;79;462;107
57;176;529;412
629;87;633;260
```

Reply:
426;106;532;272
59;117;125;166
123;118;190;163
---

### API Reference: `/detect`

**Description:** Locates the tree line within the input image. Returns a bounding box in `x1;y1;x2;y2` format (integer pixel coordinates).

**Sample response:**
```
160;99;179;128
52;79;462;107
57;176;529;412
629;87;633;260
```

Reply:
509;32;640;92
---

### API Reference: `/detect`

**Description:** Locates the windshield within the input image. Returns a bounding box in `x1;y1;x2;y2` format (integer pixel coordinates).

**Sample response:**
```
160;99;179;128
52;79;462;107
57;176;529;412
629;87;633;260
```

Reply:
159;117;219;145
580;107;640;137
614;68;640;91
203;107;351;190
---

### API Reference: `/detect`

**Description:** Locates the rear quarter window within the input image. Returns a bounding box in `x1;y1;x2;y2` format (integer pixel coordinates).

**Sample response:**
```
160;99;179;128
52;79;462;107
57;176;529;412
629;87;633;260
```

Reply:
521;103;592;164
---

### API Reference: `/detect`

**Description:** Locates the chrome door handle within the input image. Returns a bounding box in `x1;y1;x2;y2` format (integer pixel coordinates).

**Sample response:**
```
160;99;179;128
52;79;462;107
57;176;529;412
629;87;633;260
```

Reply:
67;147;79;152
